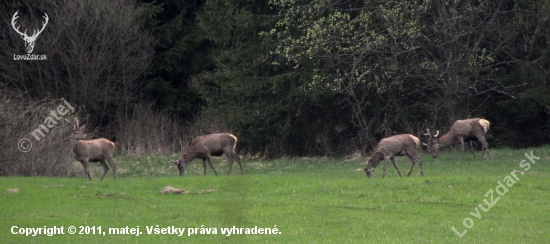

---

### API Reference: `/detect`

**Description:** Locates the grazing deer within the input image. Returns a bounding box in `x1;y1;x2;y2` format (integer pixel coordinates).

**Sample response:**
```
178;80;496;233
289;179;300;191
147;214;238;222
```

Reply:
364;134;424;178
172;133;243;176
424;118;490;159
68;119;117;181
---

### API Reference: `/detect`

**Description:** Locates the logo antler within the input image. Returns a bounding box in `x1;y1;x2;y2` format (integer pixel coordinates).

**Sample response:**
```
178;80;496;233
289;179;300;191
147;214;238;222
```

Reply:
11;11;49;53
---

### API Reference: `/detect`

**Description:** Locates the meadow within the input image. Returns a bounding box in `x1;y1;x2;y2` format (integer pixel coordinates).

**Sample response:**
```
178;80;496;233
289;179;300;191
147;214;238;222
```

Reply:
1;147;549;243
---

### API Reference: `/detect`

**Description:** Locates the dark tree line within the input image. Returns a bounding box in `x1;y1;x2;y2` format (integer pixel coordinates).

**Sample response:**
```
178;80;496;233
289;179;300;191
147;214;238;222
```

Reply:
0;0;153;135
189;0;550;155
1;0;549;167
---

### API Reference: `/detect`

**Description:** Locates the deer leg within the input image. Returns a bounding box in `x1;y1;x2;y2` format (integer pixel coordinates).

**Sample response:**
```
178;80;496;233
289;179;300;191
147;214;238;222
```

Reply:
413;155;424;176
99;159;109;181
234;153;244;174
459;138;466;159
406;155;417;177
382;157;390;178
478;137;490;159
225;153;234;175
468;140;477;160
80;160;92;181
105;156;117;181
205;156;218;176
202;158;208;175
390;157;402;177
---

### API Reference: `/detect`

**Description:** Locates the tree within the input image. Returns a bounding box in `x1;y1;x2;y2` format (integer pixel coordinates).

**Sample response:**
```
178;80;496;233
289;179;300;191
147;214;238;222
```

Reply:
268;0;549;148
481;0;550;147
138;0;209;121
194;0;355;157
0;0;154;135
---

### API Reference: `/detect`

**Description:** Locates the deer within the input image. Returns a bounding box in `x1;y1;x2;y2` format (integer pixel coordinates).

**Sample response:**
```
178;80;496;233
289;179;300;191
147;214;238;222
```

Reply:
11;11;49;53
364;134;424;178
67;119;117;181
172;133;243;176
423;118;490;160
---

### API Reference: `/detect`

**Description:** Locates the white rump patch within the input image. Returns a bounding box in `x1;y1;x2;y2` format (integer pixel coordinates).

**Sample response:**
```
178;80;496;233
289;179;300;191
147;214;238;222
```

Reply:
228;133;238;150
408;134;420;147
478;119;490;133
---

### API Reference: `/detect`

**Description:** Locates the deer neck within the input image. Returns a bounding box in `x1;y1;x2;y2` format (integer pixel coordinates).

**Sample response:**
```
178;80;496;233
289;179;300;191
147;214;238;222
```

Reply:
367;150;384;168
71;134;84;152
436;131;455;147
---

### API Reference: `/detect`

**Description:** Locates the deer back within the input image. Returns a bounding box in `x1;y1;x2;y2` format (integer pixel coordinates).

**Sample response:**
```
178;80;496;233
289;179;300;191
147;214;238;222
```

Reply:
450;118;489;137
377;134;419;155
74;138;115;161
182;133;237;161
368;134;419;165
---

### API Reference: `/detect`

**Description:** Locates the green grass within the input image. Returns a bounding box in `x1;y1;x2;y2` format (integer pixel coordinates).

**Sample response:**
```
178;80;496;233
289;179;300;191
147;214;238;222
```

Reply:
1;147;549;243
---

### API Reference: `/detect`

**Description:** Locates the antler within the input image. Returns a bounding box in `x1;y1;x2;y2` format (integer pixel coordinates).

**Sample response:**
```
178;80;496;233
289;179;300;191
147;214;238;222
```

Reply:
11;11;26;36
423;128;439;146
65;118;83;132
11;11;48;40
32;13;49;39
423;129;431;137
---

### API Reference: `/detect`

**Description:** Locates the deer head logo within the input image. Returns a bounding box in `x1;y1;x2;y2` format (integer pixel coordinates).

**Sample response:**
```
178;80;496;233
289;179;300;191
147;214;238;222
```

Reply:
11;11;49;54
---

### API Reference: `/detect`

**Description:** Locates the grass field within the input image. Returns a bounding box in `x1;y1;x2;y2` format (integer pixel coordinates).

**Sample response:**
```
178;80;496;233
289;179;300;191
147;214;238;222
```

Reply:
2;147;549;243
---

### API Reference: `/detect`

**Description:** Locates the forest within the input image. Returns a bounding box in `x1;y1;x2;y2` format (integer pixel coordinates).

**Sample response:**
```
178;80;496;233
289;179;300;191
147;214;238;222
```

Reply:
0;0;549;176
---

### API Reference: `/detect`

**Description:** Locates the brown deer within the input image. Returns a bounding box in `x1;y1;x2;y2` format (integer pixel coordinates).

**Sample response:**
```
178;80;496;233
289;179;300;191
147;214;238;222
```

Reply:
364;134;424;178
424;118;490;159
68;119;117;181
172;133;243;176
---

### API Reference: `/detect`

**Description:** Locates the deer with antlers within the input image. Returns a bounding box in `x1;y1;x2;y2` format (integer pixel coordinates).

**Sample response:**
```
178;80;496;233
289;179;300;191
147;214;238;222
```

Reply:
424;118;490;160
11;10;49;53
67;119;117;181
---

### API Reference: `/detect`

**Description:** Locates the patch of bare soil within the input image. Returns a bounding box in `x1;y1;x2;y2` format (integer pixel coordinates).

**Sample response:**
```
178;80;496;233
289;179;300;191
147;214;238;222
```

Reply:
5;188;20;194
159;186;188;195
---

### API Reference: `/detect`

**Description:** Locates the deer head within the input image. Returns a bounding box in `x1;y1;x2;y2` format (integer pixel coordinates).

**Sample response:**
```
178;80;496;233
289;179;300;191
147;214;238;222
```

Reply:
422;129;440;157
364;162;375;178
171;157;190;176
11;11;49;53
66;118;88;141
